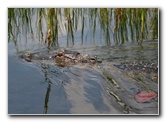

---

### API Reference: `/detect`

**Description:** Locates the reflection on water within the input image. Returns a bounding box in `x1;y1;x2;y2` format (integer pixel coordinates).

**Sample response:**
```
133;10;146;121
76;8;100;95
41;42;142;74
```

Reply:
8;8;158;115
8;8;158;49
37;63;124;114
8;39;158;114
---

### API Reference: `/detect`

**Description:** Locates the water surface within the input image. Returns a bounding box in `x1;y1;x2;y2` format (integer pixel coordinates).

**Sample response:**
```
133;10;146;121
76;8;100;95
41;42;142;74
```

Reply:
8;8;158;115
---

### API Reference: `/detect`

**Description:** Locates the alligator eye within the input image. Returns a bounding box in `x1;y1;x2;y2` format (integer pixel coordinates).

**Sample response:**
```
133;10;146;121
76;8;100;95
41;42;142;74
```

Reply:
90;58;96;61
89;58;96;63
25;57;31;62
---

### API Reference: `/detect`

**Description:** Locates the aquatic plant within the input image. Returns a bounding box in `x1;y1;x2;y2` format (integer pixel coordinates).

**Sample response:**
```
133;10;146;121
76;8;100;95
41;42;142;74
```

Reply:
8;8;158;48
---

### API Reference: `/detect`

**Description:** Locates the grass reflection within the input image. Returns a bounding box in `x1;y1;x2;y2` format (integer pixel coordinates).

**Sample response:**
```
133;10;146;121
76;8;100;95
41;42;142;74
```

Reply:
8;8;158;48
40;64;52;114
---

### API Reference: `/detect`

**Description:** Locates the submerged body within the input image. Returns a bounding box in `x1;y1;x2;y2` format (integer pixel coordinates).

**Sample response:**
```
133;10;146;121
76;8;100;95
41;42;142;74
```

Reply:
20;49;101;66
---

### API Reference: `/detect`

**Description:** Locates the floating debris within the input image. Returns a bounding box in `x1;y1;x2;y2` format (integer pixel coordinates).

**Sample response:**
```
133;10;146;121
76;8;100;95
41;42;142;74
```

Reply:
134;90;157;103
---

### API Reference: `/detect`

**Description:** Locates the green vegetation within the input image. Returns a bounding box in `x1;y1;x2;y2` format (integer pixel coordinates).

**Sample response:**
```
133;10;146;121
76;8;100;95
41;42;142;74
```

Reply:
8;8;158;48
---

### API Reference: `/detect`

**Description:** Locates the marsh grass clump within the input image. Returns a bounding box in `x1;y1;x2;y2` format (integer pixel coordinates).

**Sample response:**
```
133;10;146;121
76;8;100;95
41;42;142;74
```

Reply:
8;8;158;48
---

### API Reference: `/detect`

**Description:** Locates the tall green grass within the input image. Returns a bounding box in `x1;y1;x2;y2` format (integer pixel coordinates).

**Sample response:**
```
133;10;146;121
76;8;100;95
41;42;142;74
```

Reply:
8;8;158;48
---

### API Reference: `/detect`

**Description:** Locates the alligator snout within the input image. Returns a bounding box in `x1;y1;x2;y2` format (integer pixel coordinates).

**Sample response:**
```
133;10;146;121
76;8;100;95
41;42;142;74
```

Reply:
20;49;102;66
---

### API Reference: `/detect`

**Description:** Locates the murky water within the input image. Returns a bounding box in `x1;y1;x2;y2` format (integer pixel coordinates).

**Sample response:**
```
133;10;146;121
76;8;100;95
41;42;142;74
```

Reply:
8;39;158;114
8;8;158;115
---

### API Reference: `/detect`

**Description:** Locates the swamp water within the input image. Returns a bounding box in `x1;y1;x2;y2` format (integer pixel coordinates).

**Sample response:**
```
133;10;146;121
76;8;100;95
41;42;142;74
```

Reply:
8;8;158;115
8;40;158;114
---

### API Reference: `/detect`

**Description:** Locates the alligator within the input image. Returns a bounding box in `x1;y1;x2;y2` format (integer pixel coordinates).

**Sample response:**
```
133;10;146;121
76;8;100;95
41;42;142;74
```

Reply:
20;49;102;66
